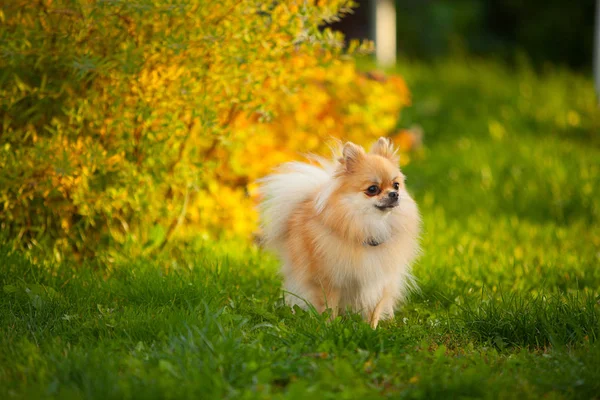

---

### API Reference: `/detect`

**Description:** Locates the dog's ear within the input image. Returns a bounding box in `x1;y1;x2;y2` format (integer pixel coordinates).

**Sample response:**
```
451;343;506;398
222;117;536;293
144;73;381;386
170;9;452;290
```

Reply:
370;137;399;164
339;142;365;172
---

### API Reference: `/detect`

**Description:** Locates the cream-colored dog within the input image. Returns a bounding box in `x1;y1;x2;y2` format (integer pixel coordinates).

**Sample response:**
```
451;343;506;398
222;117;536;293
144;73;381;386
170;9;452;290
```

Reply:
259;137;421;327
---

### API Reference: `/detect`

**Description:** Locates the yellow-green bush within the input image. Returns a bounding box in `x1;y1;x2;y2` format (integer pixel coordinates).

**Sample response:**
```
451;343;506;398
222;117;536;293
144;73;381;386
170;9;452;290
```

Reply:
0;0;410;264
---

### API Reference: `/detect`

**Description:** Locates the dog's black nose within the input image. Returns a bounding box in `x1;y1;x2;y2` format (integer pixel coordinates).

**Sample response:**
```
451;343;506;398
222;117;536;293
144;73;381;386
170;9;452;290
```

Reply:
388;191;398;199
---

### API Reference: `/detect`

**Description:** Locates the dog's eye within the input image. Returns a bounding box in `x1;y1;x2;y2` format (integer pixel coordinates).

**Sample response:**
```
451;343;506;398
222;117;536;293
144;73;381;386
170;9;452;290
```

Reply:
393;182;400;190
365;185;380;196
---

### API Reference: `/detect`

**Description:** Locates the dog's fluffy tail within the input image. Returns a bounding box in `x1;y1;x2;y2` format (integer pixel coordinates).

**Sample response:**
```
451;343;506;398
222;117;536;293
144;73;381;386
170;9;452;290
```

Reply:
258;160;331;249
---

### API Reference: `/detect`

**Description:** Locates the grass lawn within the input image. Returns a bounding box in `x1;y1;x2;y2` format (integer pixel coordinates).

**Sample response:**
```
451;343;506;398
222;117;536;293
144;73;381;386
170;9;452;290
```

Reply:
2;59;600;399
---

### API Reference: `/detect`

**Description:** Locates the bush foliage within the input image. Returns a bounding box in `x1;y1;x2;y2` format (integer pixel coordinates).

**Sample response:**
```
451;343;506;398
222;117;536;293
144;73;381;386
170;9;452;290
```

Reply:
0;0;410;263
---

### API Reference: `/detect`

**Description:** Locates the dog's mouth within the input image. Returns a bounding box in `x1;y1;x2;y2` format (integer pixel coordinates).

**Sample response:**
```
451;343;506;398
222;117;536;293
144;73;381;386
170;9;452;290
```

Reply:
375;203;398;211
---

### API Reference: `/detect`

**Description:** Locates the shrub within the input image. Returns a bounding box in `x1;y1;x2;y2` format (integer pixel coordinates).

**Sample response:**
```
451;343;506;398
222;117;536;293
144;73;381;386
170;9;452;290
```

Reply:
0;0;410;264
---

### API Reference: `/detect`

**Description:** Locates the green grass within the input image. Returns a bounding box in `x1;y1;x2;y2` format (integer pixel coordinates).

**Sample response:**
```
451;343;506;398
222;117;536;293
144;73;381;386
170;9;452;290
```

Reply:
2;58;600;399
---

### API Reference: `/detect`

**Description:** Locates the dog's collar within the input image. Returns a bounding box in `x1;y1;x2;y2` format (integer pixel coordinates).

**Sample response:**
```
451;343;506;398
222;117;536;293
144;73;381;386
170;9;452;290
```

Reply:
364;238;382;247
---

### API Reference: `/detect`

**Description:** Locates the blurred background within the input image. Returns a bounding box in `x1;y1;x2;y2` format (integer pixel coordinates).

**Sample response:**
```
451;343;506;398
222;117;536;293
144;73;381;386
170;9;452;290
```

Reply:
332;0;596;70
1;0;598;266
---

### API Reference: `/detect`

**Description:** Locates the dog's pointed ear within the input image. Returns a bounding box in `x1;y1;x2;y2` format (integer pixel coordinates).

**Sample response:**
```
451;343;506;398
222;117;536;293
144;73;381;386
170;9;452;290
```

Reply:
370;137;399;164
338;142;365;172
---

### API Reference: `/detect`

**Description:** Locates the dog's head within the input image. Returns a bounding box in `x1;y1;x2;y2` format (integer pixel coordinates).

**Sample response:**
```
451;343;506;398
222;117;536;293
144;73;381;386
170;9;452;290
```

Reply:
320;137;412;244
335;137;405;211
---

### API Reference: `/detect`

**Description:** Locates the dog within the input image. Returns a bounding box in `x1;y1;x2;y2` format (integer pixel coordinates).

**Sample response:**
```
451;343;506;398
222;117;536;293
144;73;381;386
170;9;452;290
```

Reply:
259;137;421;327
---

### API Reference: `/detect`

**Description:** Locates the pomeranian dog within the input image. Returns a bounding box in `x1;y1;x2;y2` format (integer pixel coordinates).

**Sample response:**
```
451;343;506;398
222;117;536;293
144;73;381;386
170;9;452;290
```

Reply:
258;137;421;328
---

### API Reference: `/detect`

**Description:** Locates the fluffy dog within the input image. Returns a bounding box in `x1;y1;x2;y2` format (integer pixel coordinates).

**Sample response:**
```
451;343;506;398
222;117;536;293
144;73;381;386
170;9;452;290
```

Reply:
259;137;421;327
